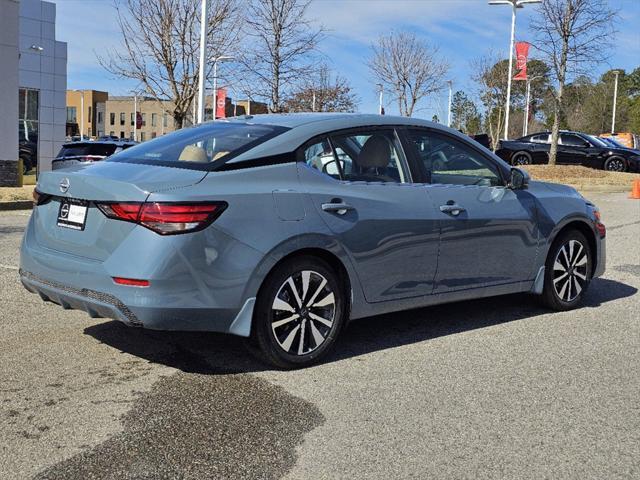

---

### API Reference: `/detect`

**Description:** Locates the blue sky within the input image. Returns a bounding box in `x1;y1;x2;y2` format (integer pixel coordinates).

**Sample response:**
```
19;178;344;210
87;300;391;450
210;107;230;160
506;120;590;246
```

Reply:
53;0;640;120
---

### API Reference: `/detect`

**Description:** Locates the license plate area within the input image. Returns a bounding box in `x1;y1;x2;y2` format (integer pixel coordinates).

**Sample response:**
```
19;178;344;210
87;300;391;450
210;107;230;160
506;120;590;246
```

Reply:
57;198;88;231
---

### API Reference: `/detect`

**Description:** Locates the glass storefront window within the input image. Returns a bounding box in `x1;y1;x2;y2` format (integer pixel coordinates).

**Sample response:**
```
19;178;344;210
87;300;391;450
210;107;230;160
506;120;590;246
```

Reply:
18;88;39;173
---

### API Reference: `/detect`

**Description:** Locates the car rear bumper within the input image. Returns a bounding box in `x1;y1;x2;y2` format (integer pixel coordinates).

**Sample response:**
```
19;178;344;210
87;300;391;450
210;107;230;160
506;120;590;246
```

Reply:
20;269;254;334
19;212;264;335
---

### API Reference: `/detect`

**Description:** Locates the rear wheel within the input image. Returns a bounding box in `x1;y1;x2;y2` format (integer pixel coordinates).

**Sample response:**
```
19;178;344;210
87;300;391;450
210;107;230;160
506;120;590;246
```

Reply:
540;230;592;311
249;256;346;369
511;151;531;166
603;157;626;172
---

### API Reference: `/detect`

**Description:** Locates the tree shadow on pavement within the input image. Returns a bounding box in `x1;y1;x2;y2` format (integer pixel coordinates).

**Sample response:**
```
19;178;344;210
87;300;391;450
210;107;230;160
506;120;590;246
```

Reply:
84;277;637;374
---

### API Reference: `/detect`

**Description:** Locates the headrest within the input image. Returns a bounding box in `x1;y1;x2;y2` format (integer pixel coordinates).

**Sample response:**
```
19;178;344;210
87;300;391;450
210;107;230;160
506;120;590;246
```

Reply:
358;135;391;169
178;145;208;163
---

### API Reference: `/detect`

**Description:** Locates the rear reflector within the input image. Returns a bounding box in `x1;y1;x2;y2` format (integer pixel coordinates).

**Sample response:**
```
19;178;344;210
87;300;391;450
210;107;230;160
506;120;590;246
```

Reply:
96;201;227;235
113;277;150;287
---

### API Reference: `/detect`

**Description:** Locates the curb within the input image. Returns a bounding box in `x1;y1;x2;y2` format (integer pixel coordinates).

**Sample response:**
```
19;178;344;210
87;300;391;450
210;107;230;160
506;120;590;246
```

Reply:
0;201;33;211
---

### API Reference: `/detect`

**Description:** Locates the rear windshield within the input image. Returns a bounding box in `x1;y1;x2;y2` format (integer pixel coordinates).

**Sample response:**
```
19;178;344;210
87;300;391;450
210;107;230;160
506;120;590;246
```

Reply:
108;122;289;170
57;143;118;158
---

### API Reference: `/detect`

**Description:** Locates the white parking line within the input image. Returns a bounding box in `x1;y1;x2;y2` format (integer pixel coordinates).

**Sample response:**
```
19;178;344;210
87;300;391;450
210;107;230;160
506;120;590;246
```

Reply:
0;264;19;271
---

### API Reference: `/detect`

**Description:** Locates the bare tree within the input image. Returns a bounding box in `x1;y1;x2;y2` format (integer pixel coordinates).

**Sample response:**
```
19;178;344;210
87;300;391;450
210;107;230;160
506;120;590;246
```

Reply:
239;0;324;113
284;64;359;112
472;52;508;150
368;31;448;117
99;0;241;129
530;0;616;164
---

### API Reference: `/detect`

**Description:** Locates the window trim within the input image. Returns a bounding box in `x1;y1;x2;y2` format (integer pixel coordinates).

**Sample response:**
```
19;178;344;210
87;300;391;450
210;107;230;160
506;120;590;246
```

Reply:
399;127;509;186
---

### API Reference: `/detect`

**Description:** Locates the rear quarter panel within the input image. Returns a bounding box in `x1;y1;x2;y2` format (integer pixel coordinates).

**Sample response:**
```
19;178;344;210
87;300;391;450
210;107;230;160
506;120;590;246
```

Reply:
146;162;367;312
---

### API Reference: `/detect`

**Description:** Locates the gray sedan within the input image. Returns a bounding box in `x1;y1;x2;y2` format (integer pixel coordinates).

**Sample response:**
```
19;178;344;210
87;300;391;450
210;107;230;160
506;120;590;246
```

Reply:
20;114;606;368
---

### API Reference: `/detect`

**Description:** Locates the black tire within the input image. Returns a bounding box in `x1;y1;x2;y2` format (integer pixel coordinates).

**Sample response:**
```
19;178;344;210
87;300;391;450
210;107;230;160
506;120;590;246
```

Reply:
603;157;626;172
249;256;346;369
540;230;592;311
511;151;532;166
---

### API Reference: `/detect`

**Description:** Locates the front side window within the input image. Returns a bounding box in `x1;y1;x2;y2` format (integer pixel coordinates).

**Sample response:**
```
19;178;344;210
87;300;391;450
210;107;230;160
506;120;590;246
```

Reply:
329;130;409;183
407;130;502;187
560;134;586;147
109;122;288;169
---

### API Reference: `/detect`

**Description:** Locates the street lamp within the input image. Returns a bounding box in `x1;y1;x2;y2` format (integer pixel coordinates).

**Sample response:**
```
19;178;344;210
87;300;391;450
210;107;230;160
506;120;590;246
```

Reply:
196;0;209;124
446;80;453;128
211;55;234;121
523;74;543;136
73;90;85;141
376;83;384;115
488;0;541;140
611;70;622;134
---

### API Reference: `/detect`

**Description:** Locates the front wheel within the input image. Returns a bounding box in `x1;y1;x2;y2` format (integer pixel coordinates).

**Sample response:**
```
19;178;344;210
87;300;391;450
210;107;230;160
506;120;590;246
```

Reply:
540;230;592;311
603;157;626;172
249;256;346;369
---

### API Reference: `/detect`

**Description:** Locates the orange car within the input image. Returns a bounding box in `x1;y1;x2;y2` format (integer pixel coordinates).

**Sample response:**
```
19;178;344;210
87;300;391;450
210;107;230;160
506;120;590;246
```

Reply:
600;132;639;149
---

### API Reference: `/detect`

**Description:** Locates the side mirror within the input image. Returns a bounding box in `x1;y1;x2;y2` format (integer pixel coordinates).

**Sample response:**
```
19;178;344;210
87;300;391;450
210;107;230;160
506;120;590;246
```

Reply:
509;167;529;190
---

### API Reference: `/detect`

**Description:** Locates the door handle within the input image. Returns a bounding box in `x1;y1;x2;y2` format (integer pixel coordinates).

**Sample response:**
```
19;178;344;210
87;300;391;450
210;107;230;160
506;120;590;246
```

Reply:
322;201;354;215
439;204;466;216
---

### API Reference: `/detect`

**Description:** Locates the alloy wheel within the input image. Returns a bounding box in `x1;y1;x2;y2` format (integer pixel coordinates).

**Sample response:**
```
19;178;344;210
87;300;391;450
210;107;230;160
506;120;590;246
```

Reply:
552;239;589;302
271;270;336;355
605;158;625;172
513;154;530;166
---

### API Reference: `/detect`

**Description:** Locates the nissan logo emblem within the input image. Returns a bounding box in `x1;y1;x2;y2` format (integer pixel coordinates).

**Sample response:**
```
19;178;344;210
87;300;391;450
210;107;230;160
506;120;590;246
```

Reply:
60;203;70;218
59;178;70;193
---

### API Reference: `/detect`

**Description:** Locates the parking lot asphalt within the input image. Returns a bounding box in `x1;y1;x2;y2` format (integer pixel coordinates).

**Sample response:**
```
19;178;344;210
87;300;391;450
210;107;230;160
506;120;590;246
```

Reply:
1;192;639;479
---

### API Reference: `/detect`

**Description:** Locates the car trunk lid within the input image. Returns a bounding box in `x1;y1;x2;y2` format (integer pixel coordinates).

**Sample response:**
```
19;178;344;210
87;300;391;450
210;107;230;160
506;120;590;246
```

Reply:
32;162;207;260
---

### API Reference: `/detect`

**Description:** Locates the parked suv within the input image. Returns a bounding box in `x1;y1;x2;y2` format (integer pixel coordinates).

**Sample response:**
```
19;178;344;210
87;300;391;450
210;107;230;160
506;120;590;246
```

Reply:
52;141;137;170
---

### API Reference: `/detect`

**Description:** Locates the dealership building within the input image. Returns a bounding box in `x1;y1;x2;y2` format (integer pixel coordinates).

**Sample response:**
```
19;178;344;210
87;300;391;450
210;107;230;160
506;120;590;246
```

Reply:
0;0;67;185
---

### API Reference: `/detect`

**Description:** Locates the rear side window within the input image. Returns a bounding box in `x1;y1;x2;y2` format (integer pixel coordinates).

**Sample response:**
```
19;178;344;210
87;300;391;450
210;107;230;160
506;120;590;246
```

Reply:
57;143;117;158
530;134;549;143
108;122;288;170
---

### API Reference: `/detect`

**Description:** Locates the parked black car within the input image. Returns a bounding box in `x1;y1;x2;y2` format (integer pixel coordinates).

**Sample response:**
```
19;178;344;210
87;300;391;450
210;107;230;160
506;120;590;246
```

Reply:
496;131;640;172
52;140;137;170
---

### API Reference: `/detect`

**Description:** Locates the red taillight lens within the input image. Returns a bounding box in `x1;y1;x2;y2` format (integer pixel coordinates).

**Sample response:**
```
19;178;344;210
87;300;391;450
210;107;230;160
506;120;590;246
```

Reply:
113;277;150;287
97;202;227;235
100;203;141;221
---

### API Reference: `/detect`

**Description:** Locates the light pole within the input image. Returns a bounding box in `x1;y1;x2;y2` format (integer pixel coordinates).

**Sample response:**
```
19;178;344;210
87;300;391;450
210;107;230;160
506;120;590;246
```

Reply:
197;0;208;124
211;55;234;121
79;91;85;141
446;80;453;128
523;75;543;136
611;70;621;134
133;94;138;142
489;0;541;139
376;83;383;115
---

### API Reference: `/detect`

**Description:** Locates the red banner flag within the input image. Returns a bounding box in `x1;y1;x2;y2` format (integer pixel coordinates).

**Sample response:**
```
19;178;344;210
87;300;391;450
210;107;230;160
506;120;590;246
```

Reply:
216;88;227;119
514;41;530;81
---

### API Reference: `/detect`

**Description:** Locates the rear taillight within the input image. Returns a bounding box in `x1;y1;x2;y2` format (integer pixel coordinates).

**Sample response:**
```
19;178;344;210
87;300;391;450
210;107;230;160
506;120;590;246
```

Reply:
96;202;227;235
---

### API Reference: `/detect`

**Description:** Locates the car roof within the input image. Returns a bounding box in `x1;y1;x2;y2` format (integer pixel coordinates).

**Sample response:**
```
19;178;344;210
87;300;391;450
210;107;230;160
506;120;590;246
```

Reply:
213;112;485;162
63;140;137;147
222;112;439;129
